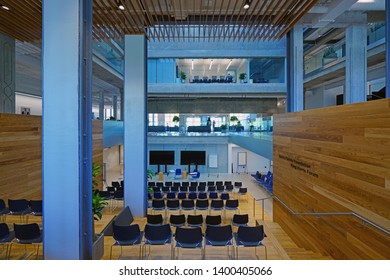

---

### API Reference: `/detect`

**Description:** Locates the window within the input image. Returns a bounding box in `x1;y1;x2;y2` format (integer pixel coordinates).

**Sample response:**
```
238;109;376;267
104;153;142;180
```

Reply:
186;117;201;126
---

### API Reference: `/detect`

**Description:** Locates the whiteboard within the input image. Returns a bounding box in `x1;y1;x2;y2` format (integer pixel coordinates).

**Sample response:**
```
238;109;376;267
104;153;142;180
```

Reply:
238;152;247;166
209;154;218;168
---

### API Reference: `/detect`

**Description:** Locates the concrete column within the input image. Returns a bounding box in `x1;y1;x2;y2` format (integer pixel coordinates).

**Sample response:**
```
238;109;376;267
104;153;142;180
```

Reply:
113;95;118;120
99;90;104;120
0;33;15;113
386;0;390;98
345;24;367;104
286;23;304;112
42;0;93;259
124;35;147;217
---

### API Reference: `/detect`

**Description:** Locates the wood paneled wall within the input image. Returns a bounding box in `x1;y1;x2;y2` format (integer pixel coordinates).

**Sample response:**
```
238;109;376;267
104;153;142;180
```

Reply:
0;114;104;200
273;99;390;259
0;113;42;200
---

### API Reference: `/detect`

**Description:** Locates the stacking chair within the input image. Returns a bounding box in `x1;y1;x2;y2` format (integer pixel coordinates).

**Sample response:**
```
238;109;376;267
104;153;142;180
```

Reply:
0;223;14;259
174;227;203;259
187;214;203;227
220;193;230;201
165;181;173;187
169;214;186;227
234;225;267;260
231;214;248;227
148;182;156;187
215;181;223;186
198;182;207;188
170;186;179;193
112;181;120;189
8;199;31;223
156;182;164;187
238;187;248;201
204;225;234;259
166;199;180;213
224;181;232;186
146;214;164;226
152;186;161;193
208;186;216;192
174;182;181;188
234;182;242;188
205;215;222;226
208;192;218;199
107;186;116;195
0;199;9;222
210;200;224;215
166;192;176;199
10;223;42;259
181;182;189;187
197;192;207;200
225;185;234;193
180;199;195;214
27;200;43;223
161;186;170;193
177;192;187;200
143;224;173;259
151;199;166;216
224;199;239;218
179;186;188;192
207;181;215;186
187;192;197;200
152;192;164;199
197;185;206;192
188;186;197;192
110;224;143;259
190;182;198;187
195;199;209;213
216;185;225;192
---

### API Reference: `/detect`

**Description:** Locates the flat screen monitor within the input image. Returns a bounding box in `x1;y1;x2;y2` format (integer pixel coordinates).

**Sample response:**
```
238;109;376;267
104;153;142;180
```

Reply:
149;151;175;165
180;151;206;165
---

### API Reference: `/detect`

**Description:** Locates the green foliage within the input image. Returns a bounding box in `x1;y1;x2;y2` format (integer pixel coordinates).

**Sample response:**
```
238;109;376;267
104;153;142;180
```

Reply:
239;73;247;80
147;169;155;194
92;163;101;188
91;163;107;221
172;116;180;123
180;71;186;80
230;116;238;123
220;124;227;130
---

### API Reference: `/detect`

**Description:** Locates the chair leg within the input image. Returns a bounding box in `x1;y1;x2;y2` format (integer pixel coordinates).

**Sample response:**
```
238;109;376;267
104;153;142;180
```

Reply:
110;245;113;260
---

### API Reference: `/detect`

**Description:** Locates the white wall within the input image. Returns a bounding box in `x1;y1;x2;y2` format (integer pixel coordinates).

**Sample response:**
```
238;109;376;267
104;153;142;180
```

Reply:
229;144;271;174
15;92;42;115
103;145;120;172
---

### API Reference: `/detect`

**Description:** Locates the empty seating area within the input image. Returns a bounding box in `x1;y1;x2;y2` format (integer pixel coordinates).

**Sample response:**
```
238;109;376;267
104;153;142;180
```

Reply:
191;75;233;83
251;171;273;193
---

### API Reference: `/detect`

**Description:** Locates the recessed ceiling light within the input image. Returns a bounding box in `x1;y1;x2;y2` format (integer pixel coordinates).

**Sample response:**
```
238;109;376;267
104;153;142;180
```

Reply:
243;0;250;10
118;1;125;10
1;4;10;11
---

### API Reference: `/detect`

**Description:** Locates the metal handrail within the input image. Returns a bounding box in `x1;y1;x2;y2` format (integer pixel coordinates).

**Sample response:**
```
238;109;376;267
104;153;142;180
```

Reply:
252;195;390;235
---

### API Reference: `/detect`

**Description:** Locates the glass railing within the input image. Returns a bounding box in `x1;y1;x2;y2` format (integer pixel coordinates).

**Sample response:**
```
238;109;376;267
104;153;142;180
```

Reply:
367;22;385;45
93;40;124;74
304;39;345;75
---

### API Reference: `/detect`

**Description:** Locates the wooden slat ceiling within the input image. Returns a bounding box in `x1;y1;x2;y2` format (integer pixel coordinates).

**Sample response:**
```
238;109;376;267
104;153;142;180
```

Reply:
0;0;320;43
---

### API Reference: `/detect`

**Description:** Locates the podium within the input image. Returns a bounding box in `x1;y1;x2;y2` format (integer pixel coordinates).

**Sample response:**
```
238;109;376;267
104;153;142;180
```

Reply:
182;170;187;179
158;171;164;181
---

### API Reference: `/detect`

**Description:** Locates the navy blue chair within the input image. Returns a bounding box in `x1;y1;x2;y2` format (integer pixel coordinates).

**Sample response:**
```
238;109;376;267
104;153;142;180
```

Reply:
234;225;267;259
143;224;173;259
174;227;203;259
10;223;42;259
188;192;197;200
146;214;164;226
8;199;31;223
180;199;195;214
151;199;166;216
0;223;14;259
177;192;187;200
198;192;207;200
110;223;143;259
232;214;248;227
197;185;206;192
208;192;218;199
205;214;222;226
169;214;186;227
204;225;234;259
220;193;230;201
195;199;209;213
187;214;203;227
166;192;176;199
166;199;180;213
27;200;43;223
153;192;164;199
0;199;9;222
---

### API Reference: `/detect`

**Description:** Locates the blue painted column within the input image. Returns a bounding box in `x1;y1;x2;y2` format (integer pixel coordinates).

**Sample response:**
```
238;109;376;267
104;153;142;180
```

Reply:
386;0;390;98
345;24;367;104
42;0;93;259
0;33;15;113
286;23;304;112
124;35;147;217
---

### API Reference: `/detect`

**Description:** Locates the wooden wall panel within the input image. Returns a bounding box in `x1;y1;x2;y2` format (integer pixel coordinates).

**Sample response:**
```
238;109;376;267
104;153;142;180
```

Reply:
0;113;42;200
273;99;390;259
0;115;104;201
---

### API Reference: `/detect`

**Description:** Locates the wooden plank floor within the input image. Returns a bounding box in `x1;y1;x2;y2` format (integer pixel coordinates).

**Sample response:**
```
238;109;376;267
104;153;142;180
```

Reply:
0;173;332;260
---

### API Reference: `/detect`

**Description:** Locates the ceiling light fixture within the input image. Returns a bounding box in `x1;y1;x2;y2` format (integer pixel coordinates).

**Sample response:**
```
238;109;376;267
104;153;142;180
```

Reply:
226;60;232;70
118;1;125;10
209;59;213;70
243;0;250;9
1;4;10;10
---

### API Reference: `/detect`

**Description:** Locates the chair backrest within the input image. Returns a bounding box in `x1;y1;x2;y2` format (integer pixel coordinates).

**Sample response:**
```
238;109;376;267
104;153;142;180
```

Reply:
238;187;247;194
197;186;206;192
224;181;232;186
152;186;161;192
225;199;239;208
179;186;188;192
216;181;223;186
205;225;232;242
237;225;265;243
0;222;11;239
187;214;203;226
181;199;194;209
99;190;111;198
152;199;165;208
114;190;124;199
199;182;206;187
156;182;164;187
181;182;189;187
175;227;203;244
177;192;187;200
190;182;198;187
112;181;120;188
234;182;242;187
0;199;7;211
207;181;215;186
166;192;176;199
167;199;180;209
174;182;181;187
188;192;197;200
232;214;249;226
113;223;140;242
198;192;207;199
220;193;229;200
217;185;225;192
165;181;172;186
205;215;222;226
161;186;170;192
8;199;29;212
208;191;218;199
14;223;41;240
144;224;171;241
147;214;163;225
107;186;116;193
189;186;197;192
148;182;156;187
169;214;186;226
210;200;223;209
170;186;179;192
29;200;43;213
208;186;216;192
196;199;209;208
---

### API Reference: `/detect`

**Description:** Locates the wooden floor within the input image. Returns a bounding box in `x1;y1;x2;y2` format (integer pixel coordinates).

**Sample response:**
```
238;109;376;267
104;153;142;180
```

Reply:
0;173;332;260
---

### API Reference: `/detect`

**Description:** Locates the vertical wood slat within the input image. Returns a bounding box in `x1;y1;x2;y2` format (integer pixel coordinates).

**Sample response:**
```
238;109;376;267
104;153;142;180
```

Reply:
273;99;390;259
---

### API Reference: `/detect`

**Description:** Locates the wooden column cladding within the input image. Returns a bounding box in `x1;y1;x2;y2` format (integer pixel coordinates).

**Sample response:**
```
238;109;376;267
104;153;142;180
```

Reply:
273;99;390;259
92;119;103;190
0;114;104;199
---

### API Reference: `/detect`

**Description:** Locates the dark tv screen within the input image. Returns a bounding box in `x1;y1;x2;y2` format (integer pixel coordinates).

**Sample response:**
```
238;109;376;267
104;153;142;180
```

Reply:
149;151;174;165
180;151;206;165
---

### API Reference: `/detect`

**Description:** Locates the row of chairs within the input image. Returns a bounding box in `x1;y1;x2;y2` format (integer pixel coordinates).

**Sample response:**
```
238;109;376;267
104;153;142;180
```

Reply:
252;171;273;193
151;198;239;216
0;223;42;259
110;222;266;260
151;185;235;193
150;190;240;200
0;199;42;223
149;181;242;188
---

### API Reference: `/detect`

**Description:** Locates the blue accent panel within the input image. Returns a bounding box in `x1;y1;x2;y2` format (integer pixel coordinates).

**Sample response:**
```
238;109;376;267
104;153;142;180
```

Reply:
103;121;124;148
229;135;273;160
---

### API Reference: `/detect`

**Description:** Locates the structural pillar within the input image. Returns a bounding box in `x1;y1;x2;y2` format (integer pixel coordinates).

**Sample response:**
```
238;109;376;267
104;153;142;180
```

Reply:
113;95;118;120
42;0;93;259
124;35;147;217
99;90;104;120
0;33;15;113
386;0;390;98
345;24;367;104
286;23;304;112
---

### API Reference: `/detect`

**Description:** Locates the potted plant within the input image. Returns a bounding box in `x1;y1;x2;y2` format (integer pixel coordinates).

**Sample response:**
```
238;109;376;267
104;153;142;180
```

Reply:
172;116;180;126
180;71;187;83
220;124;227;132
239;73;247;83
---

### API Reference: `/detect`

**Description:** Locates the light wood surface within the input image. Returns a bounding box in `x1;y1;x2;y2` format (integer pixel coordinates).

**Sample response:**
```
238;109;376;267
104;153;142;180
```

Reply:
273;99;390;259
